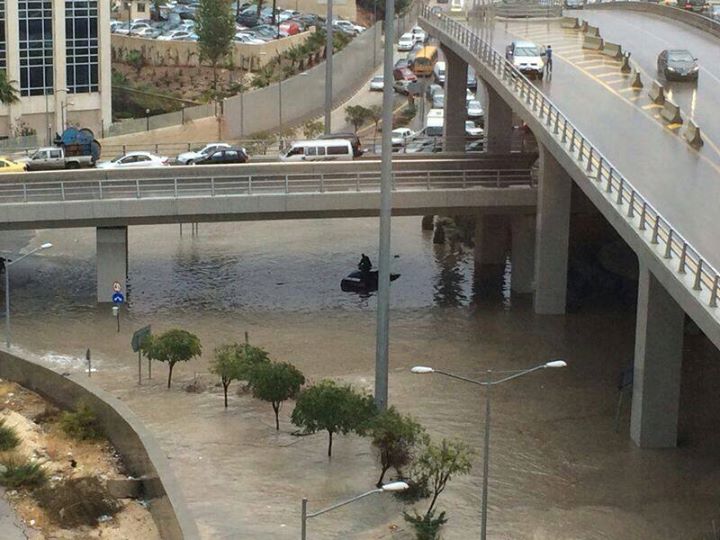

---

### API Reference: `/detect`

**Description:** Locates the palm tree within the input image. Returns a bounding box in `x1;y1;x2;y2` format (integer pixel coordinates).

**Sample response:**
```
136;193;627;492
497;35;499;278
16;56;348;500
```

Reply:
0;70;19;105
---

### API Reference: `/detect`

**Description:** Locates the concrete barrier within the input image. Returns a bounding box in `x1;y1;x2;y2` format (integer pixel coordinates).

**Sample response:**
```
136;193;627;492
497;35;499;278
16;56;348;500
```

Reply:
660;98;683;124
582;35;604;50
0;350;200;540
630;68;643;89
601;41;623;59
584;24;601;37
683;119;704;147
648;80;666;105
560;16;579;29
620;52;632;73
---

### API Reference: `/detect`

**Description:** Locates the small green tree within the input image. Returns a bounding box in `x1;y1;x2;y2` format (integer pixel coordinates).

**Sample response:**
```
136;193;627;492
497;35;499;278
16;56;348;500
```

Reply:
368;104;383;136
303;120;324;139
236;333;271;380
143;329;202;388
196;0;236;96
210;344;244;408
369;407;426;488
250;362;305;430
344;105;371;133
0;70;19;105
291;380;377;457
403;439;473;540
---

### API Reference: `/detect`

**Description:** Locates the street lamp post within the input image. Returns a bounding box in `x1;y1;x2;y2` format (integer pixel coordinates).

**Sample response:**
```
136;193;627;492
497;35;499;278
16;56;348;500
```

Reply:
145;108;151;131
324;0;333;134
301;481;408;540
411;360;567;540
57;88;69;133
4;243;53;349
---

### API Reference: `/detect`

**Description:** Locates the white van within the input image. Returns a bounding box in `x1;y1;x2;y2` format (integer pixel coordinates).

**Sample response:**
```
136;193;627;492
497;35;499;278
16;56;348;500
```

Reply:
424;115;444;137
280;139;355;162
433;61;446;84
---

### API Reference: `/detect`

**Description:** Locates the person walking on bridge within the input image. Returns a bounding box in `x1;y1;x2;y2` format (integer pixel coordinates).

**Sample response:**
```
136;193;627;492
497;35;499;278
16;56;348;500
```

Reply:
545;45;553;77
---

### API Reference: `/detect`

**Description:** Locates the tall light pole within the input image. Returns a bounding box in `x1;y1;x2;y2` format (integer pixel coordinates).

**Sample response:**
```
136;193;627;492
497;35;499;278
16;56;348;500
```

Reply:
301;481;408;539
374;0;396;411
4;243;53;349
324;0;334;134
57;88;69;133
411;360;567;540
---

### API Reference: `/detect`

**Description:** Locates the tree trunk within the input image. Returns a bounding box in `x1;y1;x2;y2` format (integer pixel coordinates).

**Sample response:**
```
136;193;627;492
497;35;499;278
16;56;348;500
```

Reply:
272;402;280;431
256;0;263;18
223;382;230;408
272;0;277;25
376;464;390;488
167;362;174;388
327;431;333;457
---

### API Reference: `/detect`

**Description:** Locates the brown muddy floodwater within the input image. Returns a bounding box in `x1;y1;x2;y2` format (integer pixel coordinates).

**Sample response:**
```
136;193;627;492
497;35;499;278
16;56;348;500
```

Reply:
1;217;719;539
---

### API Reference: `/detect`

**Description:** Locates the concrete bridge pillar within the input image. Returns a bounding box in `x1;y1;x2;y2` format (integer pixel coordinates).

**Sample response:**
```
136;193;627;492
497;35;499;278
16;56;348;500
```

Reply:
484;84;514;154
534;147;571;314
511;215;535;294
631;263;685;448
96;226;128;303
441;46;468;153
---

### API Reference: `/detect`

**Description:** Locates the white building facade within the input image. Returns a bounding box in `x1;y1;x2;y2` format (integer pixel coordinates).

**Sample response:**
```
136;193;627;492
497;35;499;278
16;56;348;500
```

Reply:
0;0;111;144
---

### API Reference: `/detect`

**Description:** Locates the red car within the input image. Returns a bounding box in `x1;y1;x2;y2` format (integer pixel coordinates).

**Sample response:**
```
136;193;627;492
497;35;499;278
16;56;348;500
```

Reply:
393;67;417;82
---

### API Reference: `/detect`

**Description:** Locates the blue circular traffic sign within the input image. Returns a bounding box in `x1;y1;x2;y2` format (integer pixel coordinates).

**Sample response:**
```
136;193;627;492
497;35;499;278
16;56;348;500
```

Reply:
112;292;125;304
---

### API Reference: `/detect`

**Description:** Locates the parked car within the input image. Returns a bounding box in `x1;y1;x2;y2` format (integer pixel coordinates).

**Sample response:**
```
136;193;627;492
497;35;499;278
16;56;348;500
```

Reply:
564;0;584;8
405;137;440;153
177;143;232;165
237;12;259;27
334;19;365;35
657;49;699;81
505;40;545;80
0;157;26;173
677;0;707;11
369;75;384;91
467;100;484;119
97;151;169;169
134;27;162;38
193;147;248;165
466;139;485;152
391;128;416;147
279;21;302;35
25;147;95;171
398;32;415;51
465;121;484;138
157;30;192;40
235;32;265;44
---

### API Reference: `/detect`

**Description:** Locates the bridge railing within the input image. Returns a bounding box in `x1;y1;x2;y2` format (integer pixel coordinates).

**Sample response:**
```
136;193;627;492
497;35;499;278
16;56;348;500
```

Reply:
420;6;720;308
0;168;534;204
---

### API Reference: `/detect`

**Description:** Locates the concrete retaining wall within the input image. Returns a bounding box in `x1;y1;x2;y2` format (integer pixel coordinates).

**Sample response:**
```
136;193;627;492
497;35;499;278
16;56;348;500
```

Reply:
585;2;720;39
0;350;199;540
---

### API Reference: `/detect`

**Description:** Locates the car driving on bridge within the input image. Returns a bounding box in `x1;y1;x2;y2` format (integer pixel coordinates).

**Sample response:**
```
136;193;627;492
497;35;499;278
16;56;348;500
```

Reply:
657;49;699;81
505;41;545;80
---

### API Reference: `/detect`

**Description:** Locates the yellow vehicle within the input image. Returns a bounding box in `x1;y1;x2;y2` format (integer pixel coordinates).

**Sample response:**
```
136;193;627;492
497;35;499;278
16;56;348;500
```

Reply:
0;157;26;173
412;46;439;77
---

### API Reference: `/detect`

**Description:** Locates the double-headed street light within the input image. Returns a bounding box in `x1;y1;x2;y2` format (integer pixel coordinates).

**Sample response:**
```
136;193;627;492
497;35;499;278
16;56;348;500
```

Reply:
411;360;567;540
301;481;408;539
4;243;53;348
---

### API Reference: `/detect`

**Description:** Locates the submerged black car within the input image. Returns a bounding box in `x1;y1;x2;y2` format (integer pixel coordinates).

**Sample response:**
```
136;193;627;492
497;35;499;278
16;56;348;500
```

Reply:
657;49;699;81
193;147;248;165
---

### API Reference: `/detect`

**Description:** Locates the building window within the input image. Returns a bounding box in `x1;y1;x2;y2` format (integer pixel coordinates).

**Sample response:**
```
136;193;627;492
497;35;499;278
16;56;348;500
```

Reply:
66;0;99;94
19;0;54;96
138;3;146;12
0;1;6;70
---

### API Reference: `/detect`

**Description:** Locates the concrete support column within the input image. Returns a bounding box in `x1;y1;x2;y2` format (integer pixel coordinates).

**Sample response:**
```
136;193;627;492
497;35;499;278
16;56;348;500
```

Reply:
484;83;514;154
511;215;535;294
441;46;467;153
6;1;21;133
96;226;128;303
98;0;113;132
534;146;571;314
473;215;484;268
52;0;67;134
630;263;685;448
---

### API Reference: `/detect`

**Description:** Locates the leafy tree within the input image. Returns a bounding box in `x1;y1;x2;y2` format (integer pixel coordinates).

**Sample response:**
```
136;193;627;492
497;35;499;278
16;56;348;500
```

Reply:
249;362;305;430
402;439;473;540
0;70;19;105
210;344;244;408
344;105;371;133
291;380;377;457
303;120;324;139
369;407;426;488
196;0;236;96
368;104;383;136
142;329;202;388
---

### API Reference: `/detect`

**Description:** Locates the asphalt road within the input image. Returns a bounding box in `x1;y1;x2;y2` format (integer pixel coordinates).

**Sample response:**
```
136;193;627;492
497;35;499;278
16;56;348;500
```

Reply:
470;16;720;270
0;491;27;540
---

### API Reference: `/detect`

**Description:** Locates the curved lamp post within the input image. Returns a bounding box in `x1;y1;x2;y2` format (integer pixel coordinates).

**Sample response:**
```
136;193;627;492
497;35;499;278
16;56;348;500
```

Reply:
4;243;53;348
411;360;567;540
301;481;408;539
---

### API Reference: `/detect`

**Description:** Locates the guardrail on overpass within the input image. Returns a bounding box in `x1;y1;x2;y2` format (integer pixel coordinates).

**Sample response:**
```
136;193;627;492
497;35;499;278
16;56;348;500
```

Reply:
420;7;720;312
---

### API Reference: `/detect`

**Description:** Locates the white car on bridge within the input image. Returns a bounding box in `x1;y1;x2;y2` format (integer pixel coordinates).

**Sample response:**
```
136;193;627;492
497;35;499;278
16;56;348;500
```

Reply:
97;151;169;169
176;143;232;165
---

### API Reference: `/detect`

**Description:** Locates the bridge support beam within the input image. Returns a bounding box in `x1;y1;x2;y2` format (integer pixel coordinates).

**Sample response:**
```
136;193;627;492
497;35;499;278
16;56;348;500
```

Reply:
534;147;571;314
484;84;514;154
441;46;468;153
511;215;535;294
96;226;128;303
631;263;684;448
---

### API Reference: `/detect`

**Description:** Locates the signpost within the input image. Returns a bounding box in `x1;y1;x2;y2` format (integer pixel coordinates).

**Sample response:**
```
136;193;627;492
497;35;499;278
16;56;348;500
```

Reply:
132;325;152;385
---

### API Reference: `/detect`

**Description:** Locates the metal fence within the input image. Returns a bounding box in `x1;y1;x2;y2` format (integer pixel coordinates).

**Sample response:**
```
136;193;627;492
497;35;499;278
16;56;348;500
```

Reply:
420;6;720;308
0;167;533;204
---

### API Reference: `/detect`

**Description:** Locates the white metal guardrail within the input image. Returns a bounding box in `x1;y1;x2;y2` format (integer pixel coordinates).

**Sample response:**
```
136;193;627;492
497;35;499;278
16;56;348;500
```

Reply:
0;168;534;205
420;6;720;308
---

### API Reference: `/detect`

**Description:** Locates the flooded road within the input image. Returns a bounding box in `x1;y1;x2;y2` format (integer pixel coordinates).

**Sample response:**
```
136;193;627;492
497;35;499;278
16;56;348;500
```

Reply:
2;217;719;539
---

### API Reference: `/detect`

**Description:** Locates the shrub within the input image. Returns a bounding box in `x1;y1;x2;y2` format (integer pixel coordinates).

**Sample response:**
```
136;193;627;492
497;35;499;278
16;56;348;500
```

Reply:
0;420;20;452
0;456;47;489
60;402;104;441
33;406;61;425
35;477;120;528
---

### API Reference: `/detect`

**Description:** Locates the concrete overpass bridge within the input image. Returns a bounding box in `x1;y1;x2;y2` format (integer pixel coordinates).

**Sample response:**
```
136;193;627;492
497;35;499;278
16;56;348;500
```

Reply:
417;6;720;450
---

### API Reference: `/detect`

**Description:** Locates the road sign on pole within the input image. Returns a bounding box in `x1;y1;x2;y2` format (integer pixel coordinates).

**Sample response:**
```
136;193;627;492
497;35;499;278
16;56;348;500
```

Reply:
112;292;124;304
